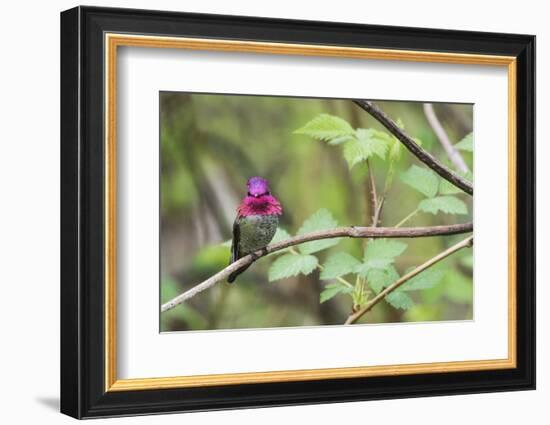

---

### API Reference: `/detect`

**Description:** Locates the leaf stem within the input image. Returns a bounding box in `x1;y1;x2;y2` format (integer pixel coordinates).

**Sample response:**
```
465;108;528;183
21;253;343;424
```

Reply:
394;208;420;228
291;247;354;289
317;263;354;289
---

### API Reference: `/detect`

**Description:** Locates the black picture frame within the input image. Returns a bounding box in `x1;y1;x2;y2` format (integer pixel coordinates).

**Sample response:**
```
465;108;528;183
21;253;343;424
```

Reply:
60;5;535;419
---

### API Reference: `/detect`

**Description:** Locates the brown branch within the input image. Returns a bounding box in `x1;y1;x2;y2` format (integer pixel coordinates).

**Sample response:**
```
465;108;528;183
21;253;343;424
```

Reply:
352;100;473;195
423;103;470;173
161;222;473;312
345;235;474;324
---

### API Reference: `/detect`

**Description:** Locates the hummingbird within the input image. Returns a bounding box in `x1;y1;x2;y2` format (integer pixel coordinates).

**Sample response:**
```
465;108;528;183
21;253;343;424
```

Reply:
228;177;283;283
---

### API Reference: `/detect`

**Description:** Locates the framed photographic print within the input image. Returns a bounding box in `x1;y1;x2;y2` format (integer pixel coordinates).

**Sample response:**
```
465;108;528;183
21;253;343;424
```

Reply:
60;6;535;419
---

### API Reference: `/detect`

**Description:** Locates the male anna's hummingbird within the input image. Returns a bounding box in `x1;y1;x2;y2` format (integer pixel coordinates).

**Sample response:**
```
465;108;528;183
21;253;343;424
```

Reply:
228;177;283;283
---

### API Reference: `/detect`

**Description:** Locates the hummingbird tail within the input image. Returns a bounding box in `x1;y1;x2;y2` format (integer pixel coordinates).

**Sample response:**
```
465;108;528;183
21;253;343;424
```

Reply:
227;263;251;283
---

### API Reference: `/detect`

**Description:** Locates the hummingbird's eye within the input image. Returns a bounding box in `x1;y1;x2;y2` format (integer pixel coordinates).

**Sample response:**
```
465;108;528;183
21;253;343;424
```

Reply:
247;192;252;196
265;191;271;196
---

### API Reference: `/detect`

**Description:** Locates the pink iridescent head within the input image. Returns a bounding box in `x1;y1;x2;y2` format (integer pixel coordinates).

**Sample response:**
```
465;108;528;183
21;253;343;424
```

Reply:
237;176;283;217
247;176;270;198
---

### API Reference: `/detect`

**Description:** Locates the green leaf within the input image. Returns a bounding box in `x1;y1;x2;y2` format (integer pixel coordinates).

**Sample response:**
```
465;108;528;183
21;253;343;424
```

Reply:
401;269;444;291
271;227;291;244
320;252;361;280
368;267;443;312
356;128;391;158
297;208;340;254
386;291;414;310
294;114;355;142
439;179;463;195
356;240;407;276
418;196;468;215
320;282;353;303
439;171;473;195
268;253;318;281
343;129;390;169
455;132;473;152
367;265;400;294
400;165;439;198
343;139;366;169
327;135;356;145
388;137;402;161
364;239;408;263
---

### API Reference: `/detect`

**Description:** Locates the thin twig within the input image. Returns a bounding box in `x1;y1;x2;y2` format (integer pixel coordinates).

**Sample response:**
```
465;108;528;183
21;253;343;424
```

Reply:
372;197;385;229
394;207;420;228
317;263;354;289
367;159;378;225
344;235;474;324
423;103;469;173
161;223;473;312
353;100;473;195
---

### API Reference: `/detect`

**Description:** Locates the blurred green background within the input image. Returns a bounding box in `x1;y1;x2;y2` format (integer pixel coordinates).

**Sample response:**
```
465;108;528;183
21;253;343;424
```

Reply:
160;92;473;332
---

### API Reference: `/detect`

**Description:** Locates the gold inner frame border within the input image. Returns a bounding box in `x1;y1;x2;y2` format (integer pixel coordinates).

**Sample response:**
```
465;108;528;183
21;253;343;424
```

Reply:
104;33;517;392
